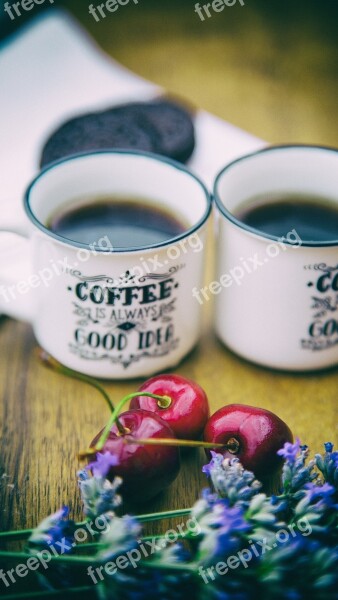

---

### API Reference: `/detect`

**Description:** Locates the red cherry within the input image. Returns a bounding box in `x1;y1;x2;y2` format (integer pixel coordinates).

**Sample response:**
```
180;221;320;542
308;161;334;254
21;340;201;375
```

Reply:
130;374;210;440
91;409;180;502
203;404;293;479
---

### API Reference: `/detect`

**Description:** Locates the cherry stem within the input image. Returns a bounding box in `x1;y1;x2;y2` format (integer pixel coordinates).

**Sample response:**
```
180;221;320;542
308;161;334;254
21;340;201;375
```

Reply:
124;436;226;450
85;392;172;455
157;395;172;409
39;350;125;435
39;351;114;413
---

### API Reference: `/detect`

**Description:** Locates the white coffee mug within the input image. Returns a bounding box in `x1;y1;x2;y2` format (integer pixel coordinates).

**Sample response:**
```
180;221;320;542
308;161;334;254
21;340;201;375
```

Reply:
0;150;211;379
213;145;338;371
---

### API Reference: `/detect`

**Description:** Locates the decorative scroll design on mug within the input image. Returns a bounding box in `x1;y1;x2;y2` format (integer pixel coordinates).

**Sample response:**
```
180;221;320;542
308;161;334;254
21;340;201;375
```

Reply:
304;263;338;272
317;264;338;272
69;269;116;284
115;271;138;286
138;265;185;282
311;295;338;318
68;267;185;286
69;339;179;369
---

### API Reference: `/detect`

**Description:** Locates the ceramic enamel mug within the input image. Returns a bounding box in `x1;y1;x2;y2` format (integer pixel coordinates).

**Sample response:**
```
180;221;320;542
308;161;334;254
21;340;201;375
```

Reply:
0;151;211;379
213;145;338;371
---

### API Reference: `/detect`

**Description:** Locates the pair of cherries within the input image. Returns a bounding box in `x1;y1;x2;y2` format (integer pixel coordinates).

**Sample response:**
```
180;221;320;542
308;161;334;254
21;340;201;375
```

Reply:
88;374;293;503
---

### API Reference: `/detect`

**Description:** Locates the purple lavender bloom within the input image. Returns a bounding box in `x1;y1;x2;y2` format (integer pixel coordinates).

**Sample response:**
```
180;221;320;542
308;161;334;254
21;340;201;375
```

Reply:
303;482;336;505
315;444;338;487
202;451;224;476
277;438;301;464
202;487;220;504
212;504;251;534
195;501;251;566
86;451;119;478
97;514;142;563
202;453;261;508
323;443;338;467
78;468;122;519
332;452;338;468
29;506;75;554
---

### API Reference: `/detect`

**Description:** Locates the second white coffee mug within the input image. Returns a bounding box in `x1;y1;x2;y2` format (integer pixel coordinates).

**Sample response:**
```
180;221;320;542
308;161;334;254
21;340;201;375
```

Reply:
213;145;338;371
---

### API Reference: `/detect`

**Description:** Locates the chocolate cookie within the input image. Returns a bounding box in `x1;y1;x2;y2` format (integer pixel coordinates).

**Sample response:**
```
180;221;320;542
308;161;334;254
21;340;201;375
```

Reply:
40;98;195;168
40;111;156;168
106;99;196;163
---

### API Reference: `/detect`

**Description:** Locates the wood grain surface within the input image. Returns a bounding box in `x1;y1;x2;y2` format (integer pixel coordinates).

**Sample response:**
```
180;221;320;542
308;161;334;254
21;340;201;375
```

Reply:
0;0;337;579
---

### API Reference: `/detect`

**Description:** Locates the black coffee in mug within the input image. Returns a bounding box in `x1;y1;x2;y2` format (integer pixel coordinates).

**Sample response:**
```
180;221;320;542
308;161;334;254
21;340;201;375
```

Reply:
235;194;338;242
48;197;187;248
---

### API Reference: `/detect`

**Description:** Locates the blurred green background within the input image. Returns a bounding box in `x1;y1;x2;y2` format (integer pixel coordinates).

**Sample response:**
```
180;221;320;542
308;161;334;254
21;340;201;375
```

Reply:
1;0;338;145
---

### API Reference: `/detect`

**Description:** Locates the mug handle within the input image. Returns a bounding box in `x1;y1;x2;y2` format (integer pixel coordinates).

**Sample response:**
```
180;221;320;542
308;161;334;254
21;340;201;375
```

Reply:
0;228;35;323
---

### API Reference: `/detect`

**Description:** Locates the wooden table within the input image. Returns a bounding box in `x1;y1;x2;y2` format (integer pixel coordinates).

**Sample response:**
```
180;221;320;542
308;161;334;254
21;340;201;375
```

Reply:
1;0;337;562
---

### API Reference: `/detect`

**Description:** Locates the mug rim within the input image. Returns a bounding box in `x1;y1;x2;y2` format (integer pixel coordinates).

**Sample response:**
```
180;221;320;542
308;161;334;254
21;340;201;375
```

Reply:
24;149;212;253
214;143;338;248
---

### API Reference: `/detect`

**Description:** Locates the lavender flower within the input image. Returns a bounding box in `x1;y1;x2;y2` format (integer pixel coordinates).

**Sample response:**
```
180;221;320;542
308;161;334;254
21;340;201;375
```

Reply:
86;451;119;478
315;442;338;488
279;440;318;496
18;440;338;598
97;514;142;563
303;482;336;504
194;501;251;565
294;481;338;529
97;541;194;600
28;506;75;553
202;451;224;477
78;469;122;520
28;507;76;592
246;493;282;527
202;453;261;507
277;438;301;464
258;534;338;599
